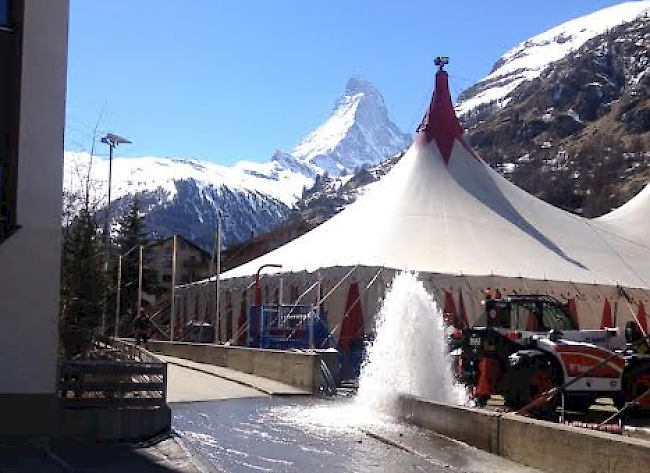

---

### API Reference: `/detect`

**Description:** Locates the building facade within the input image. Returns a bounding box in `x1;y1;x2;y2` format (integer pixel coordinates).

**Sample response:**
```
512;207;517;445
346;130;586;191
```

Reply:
0;0;70;436
145;235;213;291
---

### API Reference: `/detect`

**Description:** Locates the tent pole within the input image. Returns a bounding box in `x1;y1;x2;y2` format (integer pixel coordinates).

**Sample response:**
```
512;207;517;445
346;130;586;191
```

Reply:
215;217;221;344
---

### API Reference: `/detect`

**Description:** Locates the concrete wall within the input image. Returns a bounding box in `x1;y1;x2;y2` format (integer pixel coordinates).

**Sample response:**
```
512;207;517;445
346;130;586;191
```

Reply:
148;341;322;392
397;395;650;473
0;0;69;436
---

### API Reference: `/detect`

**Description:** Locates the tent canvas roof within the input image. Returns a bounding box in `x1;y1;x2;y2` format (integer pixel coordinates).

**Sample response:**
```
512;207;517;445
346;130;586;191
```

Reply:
596;182;650;246
221;69;650;290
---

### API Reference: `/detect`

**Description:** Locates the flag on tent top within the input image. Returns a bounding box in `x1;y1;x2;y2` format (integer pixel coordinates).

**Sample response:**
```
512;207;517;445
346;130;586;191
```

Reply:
417;67;468;164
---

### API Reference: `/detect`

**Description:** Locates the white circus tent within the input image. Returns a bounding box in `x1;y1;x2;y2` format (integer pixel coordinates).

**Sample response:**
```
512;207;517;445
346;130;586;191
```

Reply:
174;66;650;344
596;183;650;247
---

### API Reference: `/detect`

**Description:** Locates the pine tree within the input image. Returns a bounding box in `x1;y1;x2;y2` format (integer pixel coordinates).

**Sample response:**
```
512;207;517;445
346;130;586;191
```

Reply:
113;198;157;322
59;208;107;358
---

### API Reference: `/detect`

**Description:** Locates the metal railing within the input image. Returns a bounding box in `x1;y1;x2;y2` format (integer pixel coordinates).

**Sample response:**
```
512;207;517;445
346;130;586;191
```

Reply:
106;336;163;364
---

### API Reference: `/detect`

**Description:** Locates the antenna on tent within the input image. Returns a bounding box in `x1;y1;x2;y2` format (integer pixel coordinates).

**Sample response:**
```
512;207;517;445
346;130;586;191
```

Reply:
434;56;449;71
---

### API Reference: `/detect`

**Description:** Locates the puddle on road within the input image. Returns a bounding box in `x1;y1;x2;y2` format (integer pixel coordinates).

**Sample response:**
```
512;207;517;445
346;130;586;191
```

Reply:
173;397;436;473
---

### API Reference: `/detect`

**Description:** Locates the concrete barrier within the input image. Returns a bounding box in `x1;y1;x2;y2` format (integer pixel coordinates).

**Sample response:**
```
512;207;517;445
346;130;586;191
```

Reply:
148;341;321;392
397;395;499;453
499;414;650;473
397;394;650;473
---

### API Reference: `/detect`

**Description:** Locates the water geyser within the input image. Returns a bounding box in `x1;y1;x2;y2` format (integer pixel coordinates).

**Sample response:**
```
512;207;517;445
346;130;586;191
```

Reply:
356;272;467;413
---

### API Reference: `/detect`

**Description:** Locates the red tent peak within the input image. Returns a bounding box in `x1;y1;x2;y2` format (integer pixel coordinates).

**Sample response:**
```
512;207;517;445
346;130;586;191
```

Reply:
417;70;464;165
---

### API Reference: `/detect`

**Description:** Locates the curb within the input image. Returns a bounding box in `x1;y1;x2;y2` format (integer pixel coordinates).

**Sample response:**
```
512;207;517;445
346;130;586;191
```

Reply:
163;359;274;395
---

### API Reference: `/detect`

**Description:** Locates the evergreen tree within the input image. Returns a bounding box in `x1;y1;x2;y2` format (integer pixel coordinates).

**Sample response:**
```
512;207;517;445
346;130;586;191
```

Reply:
59;208;107;358
114;198;157;322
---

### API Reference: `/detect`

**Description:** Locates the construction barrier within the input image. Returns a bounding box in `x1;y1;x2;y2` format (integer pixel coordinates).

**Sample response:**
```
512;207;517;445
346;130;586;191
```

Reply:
397;394;650;473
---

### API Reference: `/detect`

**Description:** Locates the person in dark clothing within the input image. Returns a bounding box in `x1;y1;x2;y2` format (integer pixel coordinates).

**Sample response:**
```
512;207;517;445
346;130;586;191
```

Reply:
134;310;150;346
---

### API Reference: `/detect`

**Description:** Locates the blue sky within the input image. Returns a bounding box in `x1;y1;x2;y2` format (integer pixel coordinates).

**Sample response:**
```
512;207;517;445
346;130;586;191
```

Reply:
65;0;632;165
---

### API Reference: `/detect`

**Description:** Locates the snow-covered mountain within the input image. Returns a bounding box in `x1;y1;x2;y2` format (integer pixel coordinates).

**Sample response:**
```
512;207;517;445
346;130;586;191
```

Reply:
290;77;411;176
457;1;650;122
63;152;306;248
63;77;409;250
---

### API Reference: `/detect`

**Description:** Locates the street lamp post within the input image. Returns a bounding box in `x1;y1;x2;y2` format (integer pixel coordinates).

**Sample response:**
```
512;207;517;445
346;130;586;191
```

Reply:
170;235;178;341
137;245;143;326
114;244;141;338
100;132;131;336
211;212;222;344
253;264;282;348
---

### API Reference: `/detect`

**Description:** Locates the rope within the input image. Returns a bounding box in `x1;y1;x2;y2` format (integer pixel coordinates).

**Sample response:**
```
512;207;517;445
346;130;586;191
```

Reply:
618;286;647;338
320;266;359;305
318;267;384;347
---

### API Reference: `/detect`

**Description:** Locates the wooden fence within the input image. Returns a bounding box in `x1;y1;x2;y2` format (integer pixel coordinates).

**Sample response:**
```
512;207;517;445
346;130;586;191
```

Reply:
59;360;167;408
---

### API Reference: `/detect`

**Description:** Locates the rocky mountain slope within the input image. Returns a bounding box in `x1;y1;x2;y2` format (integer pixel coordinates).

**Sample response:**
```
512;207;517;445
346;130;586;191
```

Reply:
457;2;650;123
463;5;650;216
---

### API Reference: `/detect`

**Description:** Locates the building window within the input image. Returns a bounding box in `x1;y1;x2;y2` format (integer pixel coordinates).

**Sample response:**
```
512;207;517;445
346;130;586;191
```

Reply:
0;0;21;243
0;1;8;27
162;274;172;282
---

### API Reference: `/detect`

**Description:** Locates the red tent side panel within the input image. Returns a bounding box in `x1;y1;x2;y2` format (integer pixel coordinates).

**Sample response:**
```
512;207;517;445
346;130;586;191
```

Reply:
601;298;614;329
567;298;579;329
526;307;539;331
443;290;459;327
236;296;247;346
638;302;648;334
339;283;364;352
225;292;234;344
458;290;468;327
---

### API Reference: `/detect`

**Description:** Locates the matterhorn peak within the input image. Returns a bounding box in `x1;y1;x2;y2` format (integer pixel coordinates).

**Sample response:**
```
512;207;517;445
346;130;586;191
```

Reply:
342;76;384;104
289;77;410;176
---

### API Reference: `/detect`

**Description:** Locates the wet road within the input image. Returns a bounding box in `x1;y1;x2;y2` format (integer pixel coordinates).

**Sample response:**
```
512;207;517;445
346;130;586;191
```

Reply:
172;397;541;473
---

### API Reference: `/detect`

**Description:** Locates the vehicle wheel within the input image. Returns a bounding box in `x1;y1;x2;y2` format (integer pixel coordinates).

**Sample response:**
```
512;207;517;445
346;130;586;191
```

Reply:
624;370;650;411
562;394;596;414
474;395;490;408
613;392;627;410
504;361;559;419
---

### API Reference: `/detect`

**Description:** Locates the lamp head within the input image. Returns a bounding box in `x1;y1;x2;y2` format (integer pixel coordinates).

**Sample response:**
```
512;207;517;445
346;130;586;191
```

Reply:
434;56;449;71
101;133;131;147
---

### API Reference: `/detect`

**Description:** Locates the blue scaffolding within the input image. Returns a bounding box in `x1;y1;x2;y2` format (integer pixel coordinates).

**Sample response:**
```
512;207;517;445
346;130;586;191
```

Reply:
248;304;332;350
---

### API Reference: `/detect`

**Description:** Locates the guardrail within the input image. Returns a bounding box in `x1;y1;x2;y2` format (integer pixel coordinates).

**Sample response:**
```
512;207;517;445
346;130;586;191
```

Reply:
59;360;167;408
106;336;163;364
